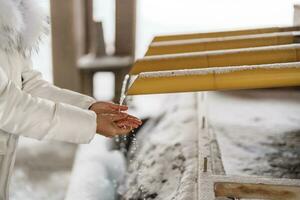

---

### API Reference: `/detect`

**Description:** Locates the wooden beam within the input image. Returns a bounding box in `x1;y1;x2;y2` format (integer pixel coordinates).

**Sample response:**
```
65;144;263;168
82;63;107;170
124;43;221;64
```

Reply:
78;55;133;71
196;93;221;200
214;175;300;200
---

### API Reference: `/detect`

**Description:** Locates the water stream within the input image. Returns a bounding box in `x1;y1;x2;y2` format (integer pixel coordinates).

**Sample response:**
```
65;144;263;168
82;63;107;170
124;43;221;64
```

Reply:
117;74;146;199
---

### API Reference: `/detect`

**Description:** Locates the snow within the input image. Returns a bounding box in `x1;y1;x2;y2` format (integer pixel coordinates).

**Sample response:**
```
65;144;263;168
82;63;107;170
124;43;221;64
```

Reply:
207;89;300;178
65;135;126;200
10;139;76;200
137;61;300;78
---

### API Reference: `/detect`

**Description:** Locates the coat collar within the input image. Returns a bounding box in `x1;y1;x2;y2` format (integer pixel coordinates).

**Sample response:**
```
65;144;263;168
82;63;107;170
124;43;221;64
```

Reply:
0;0;48;57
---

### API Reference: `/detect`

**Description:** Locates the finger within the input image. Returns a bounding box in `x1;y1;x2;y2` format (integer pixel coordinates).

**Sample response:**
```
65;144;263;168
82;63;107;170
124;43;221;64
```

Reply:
116;121;139;129
122;116;143;125
118;118;142;127
126;116;142;125
115;126;133;136
106;113;128;121
96;110;126;115
109;103;128;111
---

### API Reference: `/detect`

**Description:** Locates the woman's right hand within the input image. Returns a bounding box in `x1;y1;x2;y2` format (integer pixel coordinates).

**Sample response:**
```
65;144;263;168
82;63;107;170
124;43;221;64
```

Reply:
96;112;142;137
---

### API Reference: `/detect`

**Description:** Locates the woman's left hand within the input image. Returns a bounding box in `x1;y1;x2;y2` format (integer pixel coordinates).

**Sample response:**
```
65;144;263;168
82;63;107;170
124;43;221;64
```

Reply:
89;101;128;114
89;101;142;131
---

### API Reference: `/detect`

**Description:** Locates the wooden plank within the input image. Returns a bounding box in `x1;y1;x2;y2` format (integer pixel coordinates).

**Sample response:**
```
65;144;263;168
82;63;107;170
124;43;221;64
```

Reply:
209;128;225;176
214;175;300;200
196;92;218;200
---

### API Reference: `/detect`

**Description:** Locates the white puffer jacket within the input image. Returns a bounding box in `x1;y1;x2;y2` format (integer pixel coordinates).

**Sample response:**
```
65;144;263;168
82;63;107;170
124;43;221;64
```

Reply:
0;0;97;199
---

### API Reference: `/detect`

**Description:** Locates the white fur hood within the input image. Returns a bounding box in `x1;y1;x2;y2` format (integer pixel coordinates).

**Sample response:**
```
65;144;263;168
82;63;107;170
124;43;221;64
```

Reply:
0;0;48;56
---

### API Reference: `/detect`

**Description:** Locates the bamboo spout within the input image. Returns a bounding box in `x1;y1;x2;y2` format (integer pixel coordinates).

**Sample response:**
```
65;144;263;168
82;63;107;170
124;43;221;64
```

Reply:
153;26;300;42
146;32;300;56
130;44;300;75
127;62;300;95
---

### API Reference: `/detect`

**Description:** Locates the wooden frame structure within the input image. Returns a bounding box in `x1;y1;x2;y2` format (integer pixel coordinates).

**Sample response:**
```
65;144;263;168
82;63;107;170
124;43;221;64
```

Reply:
196;92;300;200
124;5;300;200
195;6;300;200
50;0;136;100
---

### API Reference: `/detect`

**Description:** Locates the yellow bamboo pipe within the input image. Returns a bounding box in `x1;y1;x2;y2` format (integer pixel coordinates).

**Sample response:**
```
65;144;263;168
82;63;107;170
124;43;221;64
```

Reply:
127;62;300;95
146;32;300;56
130;44;300;75
153;26;300;42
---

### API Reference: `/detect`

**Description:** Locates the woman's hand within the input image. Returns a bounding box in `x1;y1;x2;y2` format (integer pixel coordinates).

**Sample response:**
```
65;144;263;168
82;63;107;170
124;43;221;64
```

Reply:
96;112;142;137
89;101;128;114
90;102;142;137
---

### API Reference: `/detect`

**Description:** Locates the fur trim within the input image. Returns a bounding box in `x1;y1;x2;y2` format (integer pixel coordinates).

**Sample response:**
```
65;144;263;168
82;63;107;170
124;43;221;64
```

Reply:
0;0;48;57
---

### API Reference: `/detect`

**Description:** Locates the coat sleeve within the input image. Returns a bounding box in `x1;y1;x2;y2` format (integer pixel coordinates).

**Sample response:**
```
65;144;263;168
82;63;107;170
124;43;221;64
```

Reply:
21;60;96;110
0;67;96;144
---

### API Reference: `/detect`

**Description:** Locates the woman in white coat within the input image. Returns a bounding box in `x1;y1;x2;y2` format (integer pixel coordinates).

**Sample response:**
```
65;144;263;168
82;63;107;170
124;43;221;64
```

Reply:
0;0;142;199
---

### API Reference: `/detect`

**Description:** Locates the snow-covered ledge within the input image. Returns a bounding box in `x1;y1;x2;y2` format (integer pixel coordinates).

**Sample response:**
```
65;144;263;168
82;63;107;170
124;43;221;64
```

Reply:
123;93;199;199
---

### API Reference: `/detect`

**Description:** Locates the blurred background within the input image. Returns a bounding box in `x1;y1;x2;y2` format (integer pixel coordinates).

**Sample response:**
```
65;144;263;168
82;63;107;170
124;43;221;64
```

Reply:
11;0;300;199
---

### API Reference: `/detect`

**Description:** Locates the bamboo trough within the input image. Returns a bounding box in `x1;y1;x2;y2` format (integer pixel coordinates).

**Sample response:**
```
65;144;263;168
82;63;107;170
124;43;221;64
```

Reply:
127;62;300;95
130;44;300;75
146;31;300;56
152;26;300;42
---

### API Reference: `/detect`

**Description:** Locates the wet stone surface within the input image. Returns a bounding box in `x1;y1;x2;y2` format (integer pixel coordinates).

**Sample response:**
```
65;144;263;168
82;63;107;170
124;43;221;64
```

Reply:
122;94;198;200
257;130;300;179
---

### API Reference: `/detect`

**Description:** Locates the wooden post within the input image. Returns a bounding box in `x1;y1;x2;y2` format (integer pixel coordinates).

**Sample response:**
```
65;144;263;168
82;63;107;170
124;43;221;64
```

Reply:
85;0;95;54
114;0;136;102
115;0;136;57
50;0;87;93
294;5;300;26
91;22;106;57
